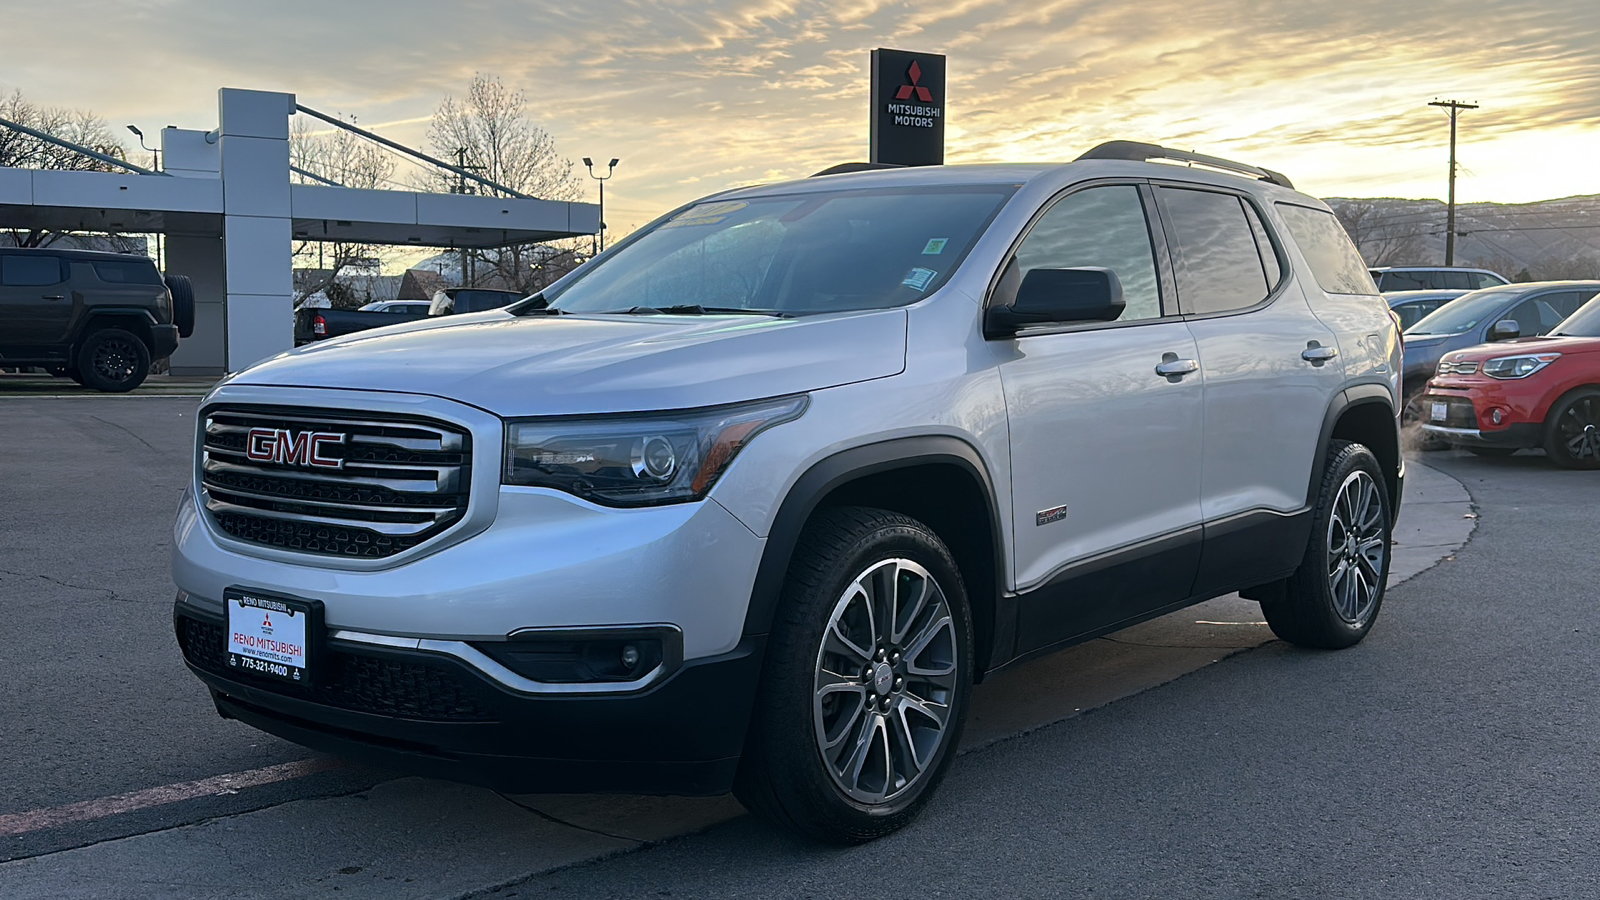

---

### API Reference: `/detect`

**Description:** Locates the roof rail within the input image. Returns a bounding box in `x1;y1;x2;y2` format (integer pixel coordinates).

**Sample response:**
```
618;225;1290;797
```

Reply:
810;162;906;177
1076;140;1294;189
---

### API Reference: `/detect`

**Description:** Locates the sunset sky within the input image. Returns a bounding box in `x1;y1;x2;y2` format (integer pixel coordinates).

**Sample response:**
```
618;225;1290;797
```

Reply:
4;0;1598;235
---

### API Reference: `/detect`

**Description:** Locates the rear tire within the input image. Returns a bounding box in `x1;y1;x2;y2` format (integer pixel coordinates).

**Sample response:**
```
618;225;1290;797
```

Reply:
1543;388;1600;470
735;507;973;844
1261;440;1392;649
76;328;151;393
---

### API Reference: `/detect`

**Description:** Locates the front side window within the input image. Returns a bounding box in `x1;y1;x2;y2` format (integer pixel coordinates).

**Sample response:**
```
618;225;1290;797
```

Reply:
1505;292;1588;337
544;186;1015;316
1010;184;1163;321
1554;293;1600;336
1160;187;1273;315
1408;288;1517;335
1;255;65;286
1276;204;1376;295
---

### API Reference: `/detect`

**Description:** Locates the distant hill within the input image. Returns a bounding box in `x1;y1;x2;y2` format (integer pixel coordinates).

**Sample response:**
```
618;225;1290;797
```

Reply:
1326;195;1600;280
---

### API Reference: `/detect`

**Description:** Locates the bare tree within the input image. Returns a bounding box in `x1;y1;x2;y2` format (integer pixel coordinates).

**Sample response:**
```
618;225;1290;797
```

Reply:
1332;201;1431;267
414;74;585;294
289;115;398;308
0;88;137;248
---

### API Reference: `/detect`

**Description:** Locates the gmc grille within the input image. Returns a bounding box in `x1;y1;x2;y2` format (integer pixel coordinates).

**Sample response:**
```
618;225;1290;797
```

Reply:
201;407;471;559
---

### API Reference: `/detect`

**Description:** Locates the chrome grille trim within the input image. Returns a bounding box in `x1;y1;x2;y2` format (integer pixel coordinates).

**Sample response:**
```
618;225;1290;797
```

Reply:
200;406;472;558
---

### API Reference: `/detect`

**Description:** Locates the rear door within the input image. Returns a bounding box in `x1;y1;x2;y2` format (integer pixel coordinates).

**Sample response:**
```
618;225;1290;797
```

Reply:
0;254;72;351
1156;187;1343;593
996;182;1204;649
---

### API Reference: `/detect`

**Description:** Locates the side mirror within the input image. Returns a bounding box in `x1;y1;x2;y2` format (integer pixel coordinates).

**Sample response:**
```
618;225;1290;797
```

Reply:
1490;319;1521;340
986;267;1125;338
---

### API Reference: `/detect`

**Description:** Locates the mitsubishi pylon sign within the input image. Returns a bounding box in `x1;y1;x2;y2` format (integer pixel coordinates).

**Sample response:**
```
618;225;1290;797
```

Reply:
870;48;946;167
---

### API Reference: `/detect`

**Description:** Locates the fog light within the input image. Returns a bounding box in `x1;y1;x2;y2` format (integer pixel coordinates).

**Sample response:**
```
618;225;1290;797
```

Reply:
620;644;641;669
1491;408;1505;425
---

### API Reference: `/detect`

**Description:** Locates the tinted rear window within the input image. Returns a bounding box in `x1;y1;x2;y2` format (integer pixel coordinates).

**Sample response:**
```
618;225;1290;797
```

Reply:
1277;204;1376;295
1160;187;1272;315
93;259;163;285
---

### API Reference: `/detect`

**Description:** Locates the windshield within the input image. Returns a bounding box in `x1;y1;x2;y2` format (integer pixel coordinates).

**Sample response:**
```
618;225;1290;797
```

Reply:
1405;288;1518;335
543;185;1016;316
1554;294;1600;337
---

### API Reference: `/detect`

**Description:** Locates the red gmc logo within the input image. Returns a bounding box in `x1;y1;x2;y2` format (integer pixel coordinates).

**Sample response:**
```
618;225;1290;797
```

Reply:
246;428;345;469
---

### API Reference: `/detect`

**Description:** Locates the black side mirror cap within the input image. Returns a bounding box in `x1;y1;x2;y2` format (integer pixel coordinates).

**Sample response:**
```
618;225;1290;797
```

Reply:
986;267;1125;338
1490;319;1521;340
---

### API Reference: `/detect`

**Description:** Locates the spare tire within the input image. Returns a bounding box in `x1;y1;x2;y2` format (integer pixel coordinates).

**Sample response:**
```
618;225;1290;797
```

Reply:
165;274;196;338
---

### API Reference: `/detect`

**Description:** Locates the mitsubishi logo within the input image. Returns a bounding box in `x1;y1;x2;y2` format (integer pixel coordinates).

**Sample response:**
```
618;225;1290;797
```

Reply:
895;60;934;102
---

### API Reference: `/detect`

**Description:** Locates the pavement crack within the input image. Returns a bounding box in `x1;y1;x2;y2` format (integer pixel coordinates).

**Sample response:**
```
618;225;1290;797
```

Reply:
89;414;158;452
494;793;641;845
0;568;134;603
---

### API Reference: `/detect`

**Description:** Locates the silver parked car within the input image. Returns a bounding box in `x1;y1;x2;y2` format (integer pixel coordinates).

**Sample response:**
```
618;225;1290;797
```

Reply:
173;141;1402;843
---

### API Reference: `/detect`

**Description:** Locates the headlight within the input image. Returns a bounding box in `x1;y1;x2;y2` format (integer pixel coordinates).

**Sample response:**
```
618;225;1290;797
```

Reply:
503;395;809;506
1482;353;1560;379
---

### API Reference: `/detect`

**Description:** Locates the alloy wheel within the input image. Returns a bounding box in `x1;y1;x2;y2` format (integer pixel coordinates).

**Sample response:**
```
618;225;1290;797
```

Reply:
1326;470;1386;624
1556;395;1600;462
93;337;140;384
812;558;958;805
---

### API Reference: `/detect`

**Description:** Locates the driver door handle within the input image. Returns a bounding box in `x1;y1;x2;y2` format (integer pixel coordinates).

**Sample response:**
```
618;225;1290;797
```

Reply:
1302;345;1339;362
42;294;65;300
1155;357;1199;378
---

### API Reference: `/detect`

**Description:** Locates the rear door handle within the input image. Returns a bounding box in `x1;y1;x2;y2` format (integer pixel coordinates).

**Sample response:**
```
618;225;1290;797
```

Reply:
42;294;65;300
1302;344;1338;363
1155;356;1200;378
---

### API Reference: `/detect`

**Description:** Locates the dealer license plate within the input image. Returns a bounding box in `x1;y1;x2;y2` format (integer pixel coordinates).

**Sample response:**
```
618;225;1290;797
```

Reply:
1431;402;1449;422
225;588;316;685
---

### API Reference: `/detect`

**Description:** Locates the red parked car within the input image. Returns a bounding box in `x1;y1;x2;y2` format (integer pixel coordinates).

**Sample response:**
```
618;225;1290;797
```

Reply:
1420;296;1600;468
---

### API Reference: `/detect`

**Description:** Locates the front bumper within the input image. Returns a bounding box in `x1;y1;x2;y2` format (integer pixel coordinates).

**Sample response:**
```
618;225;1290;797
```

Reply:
175;597;765;794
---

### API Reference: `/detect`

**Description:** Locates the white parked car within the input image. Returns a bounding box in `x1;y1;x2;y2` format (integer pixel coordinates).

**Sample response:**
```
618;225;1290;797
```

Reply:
173;141;1403;843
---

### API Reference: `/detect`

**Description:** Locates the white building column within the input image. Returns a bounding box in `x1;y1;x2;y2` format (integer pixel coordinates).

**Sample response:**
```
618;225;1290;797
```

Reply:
217;88;295;372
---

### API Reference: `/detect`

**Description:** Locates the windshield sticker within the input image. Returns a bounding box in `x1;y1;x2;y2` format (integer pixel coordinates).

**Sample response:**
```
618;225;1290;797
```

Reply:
922;238;949;255
902;267;937;291
672;201;747;222
660;214;729;230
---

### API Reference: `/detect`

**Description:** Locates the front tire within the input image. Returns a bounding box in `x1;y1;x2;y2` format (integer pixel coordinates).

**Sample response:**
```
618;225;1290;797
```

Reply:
1543;388;1600;470
735;506;973;844
76;328;150;393
1261;441;1392;649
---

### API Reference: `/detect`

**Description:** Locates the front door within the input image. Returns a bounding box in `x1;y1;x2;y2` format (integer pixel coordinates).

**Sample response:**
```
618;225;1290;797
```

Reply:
0;254;72;352
994;183;1204;651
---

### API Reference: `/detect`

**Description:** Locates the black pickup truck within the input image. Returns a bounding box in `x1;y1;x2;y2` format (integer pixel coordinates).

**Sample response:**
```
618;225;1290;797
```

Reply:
293;304;430;345
0;247;192;391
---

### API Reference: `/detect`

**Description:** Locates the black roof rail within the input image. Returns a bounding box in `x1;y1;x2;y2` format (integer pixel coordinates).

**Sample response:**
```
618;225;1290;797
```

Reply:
810;162;906;177
1076;140;1294;189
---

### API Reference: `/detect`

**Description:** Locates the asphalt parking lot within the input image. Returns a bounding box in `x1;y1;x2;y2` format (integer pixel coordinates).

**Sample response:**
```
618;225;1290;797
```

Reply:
9;394;1573;899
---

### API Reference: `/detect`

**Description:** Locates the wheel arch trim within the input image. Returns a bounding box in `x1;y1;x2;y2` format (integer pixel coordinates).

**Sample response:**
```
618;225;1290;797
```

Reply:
738;435;1012;675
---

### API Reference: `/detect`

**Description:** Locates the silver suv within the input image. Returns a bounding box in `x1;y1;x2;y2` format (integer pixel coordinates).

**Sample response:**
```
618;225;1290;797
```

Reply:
172;142;1403;843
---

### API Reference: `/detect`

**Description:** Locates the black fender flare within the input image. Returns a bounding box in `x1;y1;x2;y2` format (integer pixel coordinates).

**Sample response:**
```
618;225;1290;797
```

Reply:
738;435;1012;667
1309;382;1401;515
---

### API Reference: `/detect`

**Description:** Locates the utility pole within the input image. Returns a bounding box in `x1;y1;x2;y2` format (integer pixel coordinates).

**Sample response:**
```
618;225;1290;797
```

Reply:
452;148;485;286
1429;99;1478;266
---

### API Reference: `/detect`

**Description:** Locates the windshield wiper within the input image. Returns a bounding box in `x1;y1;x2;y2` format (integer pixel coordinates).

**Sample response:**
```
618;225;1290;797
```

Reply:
609;305;794;318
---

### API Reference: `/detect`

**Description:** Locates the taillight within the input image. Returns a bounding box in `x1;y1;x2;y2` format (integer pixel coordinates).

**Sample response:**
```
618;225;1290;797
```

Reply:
313;314;327;336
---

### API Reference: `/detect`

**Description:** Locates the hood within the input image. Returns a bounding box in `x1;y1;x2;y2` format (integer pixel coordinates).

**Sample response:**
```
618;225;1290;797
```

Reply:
1444;334;1600;361
232;309;908;416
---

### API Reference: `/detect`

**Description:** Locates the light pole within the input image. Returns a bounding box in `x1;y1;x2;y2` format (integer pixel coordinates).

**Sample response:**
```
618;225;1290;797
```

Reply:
582;157;618;253
126;125;163;268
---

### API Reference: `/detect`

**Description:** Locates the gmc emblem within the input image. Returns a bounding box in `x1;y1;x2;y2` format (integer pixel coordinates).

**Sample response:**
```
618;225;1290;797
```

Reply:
245;427;345;469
